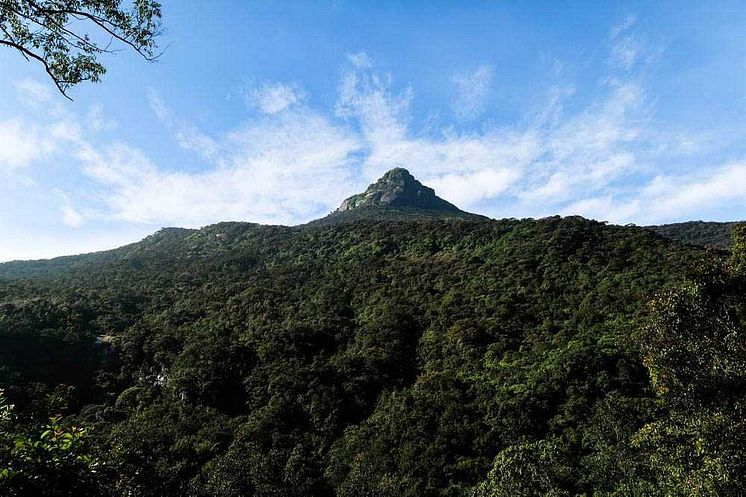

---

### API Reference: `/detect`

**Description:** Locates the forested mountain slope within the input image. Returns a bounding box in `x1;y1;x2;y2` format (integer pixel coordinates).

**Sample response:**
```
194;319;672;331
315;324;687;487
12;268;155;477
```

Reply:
646;220;738;249
1;169;744;496
0;213;712;496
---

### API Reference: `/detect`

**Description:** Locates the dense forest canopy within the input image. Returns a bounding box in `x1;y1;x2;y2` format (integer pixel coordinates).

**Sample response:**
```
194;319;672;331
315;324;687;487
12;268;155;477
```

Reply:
647;221;738;250
1;212;743;496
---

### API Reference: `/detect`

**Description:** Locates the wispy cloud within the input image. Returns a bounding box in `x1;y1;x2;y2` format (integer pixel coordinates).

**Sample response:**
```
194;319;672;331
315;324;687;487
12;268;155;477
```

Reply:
634;162;746;223
555;161;746;225
54;190;84;228
348;51;373;69
86;103;118;131
15;78;52;103
0;119;56;171
336;57;538;198
451;64;494;121
243;82;306;114
76;101;360;226
146;87;170;121
147;88;220;162
332;52;648;213
429;169;520;206
607;14;655;72
610;14;637;40
62;40;746;225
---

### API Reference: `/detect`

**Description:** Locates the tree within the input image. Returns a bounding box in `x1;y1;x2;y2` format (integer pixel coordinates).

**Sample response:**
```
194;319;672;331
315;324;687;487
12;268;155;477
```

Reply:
0;0;162;98
470;439;571;497
0;389;105;495
633;224;746;495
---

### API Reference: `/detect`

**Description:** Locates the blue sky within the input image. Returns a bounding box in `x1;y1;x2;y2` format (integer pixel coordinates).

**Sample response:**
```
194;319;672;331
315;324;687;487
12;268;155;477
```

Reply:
1;1;746;260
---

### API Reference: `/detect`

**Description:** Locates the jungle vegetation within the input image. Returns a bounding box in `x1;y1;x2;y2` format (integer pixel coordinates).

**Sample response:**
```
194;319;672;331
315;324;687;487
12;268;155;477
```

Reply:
0;216;744;496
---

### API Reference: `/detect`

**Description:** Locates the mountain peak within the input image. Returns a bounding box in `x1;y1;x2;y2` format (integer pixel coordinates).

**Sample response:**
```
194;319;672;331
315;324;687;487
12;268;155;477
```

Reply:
336;168;461;213
306;168;487;226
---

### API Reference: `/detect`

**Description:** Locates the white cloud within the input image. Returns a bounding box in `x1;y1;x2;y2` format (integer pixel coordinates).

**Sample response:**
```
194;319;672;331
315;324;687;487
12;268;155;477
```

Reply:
73;107;361;226
525;80;646;201
16;78;52;103
451;64;494;121
61;205;83;227
333;58;647;212
173;125;221;163
336;61;541;201
146;88;220;162
244;82;306;114
610;15;637;39
607;14;654;72
0;119;55;170
558;162;746;225
146;87;170;122
15;78;66;118
611;36;642;71
348;51;373;69
429;169;520;206
4;51;707;231
640;163;746;221
562;195;640;224
16;79;51;103
519;172;571;202
53;190;84;228
86;103;118;131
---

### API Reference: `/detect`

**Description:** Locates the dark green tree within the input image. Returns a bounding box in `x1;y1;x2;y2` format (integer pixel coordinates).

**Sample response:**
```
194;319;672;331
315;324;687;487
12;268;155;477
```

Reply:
632;224;746;496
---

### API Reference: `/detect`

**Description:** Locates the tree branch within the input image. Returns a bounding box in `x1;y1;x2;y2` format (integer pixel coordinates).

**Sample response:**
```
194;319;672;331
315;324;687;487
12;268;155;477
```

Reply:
26;1;162;61
4;3;111;54
0;0;163;98
0;39;73;99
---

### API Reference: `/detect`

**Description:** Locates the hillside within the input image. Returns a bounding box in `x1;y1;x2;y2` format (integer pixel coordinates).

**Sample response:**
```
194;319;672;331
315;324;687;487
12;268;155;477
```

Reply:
0;169;742;496
646;220;738;249
0;168;731;281
0;227;198;280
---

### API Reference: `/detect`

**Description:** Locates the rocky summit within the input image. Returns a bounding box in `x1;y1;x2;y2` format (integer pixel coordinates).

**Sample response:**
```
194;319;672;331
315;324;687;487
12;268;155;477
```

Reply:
336;168;462;213
310;168;485;225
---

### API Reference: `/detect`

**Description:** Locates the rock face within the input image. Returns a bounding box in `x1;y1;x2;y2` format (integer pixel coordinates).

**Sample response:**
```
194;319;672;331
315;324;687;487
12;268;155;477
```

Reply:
336;168;462;213
306;167;486;226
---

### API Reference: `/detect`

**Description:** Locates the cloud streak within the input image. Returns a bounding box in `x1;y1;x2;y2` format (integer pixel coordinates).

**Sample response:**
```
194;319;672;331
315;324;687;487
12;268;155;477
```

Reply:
0;119;56;171
451;65;494;121
75;102;361;226
244;82;306;114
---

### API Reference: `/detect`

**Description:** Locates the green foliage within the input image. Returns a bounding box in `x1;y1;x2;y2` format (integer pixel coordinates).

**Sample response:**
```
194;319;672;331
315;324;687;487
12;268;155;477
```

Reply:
731;223;746;274
471;438;571;497
632;223;746;495
0;389;104;495
0;0;162;97
648;221;738;250
0;216;714;495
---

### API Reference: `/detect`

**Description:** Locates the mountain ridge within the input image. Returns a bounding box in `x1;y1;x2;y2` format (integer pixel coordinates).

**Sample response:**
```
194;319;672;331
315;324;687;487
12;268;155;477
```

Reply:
0;168;741;272
646;220;737;249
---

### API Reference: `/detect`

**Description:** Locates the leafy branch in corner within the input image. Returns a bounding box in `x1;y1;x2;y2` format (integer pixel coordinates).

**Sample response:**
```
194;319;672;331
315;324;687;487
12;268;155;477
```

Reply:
0;0;163;99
